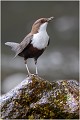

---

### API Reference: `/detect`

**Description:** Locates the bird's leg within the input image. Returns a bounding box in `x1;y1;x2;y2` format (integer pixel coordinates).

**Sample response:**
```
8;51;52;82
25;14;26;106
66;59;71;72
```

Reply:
34;58;38;75
24;60;31;76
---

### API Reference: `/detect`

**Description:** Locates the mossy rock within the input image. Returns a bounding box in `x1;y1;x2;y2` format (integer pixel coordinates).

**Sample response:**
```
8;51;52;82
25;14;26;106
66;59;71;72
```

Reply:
0;75;79;119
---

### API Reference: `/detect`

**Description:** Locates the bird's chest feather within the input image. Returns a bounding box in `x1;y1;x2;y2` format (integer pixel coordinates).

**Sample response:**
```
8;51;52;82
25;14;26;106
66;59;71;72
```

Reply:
31;31;49;49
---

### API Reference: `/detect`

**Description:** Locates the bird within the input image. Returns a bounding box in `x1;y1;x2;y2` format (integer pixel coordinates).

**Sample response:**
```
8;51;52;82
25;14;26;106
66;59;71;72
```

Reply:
5;17;54;76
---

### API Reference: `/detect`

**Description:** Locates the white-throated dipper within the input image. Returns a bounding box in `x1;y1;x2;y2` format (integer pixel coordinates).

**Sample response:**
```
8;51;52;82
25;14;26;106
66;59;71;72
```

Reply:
5;17;54;75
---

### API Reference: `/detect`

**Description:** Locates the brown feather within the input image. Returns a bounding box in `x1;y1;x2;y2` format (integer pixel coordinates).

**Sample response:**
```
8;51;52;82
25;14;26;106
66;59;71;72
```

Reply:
14;33;33;58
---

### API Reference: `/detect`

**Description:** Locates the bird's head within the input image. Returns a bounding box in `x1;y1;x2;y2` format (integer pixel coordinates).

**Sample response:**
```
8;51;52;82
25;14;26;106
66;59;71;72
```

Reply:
31;17;54;34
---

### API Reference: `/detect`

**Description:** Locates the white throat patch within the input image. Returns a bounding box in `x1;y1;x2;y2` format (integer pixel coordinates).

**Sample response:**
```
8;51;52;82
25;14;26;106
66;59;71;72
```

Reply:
38;22;48;32
31;22;49;49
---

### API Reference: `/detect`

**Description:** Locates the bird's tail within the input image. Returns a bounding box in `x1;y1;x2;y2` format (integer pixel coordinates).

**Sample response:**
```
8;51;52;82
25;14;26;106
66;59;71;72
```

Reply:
5;42;19;52
5;42;20;60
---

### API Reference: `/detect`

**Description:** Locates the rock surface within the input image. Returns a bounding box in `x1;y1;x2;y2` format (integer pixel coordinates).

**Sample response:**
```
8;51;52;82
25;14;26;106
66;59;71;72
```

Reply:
0;75;79;119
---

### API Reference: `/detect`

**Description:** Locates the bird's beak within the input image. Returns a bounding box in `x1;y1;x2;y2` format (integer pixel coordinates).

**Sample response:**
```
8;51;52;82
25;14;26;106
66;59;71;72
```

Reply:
47;16;54;22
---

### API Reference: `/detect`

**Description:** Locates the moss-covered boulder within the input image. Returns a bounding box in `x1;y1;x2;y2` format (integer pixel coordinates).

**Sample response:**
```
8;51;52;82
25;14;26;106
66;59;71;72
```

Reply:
0;75;79;119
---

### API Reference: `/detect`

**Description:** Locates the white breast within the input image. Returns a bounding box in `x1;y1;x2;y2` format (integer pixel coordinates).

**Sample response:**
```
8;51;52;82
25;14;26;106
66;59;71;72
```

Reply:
31;31;49;50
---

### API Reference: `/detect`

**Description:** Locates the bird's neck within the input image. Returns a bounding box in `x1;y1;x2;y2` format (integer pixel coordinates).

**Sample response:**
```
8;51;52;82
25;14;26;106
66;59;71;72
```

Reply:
38;29;47;33
31;29;47;35
38;22;48;33
31;22;48;34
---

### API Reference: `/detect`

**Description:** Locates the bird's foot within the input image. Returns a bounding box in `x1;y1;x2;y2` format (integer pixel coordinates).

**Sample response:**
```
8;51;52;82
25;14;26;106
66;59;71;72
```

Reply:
34;73;38;76
27;72;36;77
27;72;32;77
27;73;38;78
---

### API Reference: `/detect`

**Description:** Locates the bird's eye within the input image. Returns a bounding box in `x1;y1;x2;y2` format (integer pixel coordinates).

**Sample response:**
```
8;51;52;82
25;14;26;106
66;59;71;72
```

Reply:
41;19;45;23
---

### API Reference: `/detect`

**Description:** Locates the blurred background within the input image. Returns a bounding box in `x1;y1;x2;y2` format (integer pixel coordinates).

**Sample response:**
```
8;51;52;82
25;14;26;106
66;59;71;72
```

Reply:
1;1;79;94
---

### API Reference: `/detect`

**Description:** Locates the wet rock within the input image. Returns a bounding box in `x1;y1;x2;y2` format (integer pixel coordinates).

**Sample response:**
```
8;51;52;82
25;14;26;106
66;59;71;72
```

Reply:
0;75;79;119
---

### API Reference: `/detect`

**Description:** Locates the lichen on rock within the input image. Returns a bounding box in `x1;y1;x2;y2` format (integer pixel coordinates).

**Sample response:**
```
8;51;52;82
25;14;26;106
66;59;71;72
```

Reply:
0;75;79;119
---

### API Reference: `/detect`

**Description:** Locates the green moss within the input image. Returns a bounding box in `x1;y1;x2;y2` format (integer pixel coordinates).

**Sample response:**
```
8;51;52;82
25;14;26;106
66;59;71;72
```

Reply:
1;75;79;119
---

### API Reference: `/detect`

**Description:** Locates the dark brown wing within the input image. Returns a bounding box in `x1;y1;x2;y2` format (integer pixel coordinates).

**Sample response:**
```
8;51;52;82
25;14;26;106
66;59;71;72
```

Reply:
14;34;33;58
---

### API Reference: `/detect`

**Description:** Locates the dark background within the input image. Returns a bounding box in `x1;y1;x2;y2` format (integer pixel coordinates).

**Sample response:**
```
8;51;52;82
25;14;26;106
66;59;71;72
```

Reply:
1;1;79;94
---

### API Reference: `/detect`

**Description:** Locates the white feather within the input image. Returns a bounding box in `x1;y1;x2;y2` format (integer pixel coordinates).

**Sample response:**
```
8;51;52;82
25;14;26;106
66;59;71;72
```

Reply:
31;22;49;49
